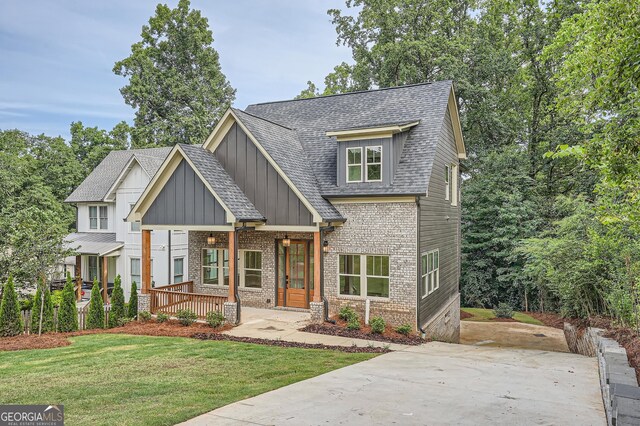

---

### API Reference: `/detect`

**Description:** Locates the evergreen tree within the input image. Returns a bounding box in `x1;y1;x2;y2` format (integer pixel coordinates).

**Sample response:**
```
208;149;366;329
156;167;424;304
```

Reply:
86;279;105;329
31;279;54;334
108;275;125;328
0;277;23;337
58;272;78;332
128;281;138;320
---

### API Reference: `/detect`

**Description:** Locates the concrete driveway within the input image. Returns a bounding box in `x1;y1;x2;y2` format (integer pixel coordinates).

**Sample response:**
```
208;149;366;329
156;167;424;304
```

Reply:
460;321;570;352
180;342;605;425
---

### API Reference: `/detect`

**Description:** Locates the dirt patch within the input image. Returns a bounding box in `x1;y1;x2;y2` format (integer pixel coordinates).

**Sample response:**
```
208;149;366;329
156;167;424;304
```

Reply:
192;333;391;353
491;318;517;323
300;317;424;346
460;310;473;320
523;312;565;329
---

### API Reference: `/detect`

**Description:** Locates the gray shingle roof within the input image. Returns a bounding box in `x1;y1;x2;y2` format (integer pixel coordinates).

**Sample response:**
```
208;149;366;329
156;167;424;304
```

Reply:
64;232;123;256
65;147;172;203
179;144;265;222
244;80;453;197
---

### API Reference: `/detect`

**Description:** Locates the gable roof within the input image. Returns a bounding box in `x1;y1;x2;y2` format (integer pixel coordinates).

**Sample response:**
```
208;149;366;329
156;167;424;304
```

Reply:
65;147;172;203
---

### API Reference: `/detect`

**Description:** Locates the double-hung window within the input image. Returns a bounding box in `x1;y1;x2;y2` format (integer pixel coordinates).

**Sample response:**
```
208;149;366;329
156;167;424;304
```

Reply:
339;254;389;298
131;258;141;287
202;248;229;286
241;250;262;288
346;147;362;182
421;249;439;297
88;256;100;281
89;205;108;230
173;258;184;283
365;146;382;182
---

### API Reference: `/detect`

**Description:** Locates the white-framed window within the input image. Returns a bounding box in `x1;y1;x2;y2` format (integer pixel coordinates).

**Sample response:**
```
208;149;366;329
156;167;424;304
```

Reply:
89;205;108;230
130;204;140;232
202;248;229;286
131;258;154;290
173;257;184;283
365;146;382;182
421;249;440;297
339;254;389;298
445;165;451;201
240;250;262;288
346;147;362;183
451;163;458;206
88;256;100;281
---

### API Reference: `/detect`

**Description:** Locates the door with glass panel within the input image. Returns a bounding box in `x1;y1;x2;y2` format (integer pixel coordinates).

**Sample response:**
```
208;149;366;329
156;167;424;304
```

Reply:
277;240;312;308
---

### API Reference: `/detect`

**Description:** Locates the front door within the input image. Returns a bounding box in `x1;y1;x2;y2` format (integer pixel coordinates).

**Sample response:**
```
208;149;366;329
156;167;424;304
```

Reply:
277;240;311;309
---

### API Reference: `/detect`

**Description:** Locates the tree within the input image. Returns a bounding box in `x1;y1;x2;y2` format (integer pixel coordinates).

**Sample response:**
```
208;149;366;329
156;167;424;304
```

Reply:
128;282;138;319
31;279;54;334
113;0;235;146
70;121;130;172
86;279;104;329
108;275;125;328
0;277;23;337
58;272;78;332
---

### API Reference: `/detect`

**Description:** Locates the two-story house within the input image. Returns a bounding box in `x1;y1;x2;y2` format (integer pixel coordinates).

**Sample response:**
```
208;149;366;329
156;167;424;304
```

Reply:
64;148;189;301
126;81;465;341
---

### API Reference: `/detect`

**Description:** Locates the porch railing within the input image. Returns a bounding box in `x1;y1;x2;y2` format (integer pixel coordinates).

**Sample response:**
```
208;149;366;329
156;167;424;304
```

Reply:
149;281;227;318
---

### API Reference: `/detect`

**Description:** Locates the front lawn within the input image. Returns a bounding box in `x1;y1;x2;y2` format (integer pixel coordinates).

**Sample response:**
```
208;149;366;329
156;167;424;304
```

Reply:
461;308;543;325
0;334;376;426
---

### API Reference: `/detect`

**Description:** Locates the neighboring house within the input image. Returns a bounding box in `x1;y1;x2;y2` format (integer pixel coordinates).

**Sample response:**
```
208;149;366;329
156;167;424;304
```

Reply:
128;81;465;341
64;148;189;301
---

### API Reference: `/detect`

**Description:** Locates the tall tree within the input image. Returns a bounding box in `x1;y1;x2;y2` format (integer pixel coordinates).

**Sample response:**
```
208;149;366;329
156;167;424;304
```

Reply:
70;121;130;172
114;0;235;146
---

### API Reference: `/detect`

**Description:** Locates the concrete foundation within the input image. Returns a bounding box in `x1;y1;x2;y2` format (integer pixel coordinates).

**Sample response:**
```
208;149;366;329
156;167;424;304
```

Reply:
422;294;460;343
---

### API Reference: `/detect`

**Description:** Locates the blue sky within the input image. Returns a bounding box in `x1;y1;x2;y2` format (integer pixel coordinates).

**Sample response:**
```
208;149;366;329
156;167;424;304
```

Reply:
0;0;353;139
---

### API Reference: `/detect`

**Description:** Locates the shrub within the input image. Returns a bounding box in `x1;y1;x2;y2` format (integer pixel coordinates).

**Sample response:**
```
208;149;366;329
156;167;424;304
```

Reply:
86;279;105;329
156;312;169;323
206;311;225;328
19;296;33;311
138;311;152;322
108;275;125;328
177;309;197;326
128;282;138;319
369;316;386;334
117;317;132;327
51;290;64;307
31;280;54;334
493;302;514;319
346;316;360;330
395;324;412;336
339;306;358;322
57;272;78;332
0;277;24;337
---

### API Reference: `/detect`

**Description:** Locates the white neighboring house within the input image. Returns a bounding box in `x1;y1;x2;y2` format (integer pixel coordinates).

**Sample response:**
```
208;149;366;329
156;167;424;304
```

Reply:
64;148;189;300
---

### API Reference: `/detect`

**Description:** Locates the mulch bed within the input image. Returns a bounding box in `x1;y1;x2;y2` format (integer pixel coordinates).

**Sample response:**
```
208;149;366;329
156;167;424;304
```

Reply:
192;333;391;353
491;317;517;323
300;317;424;346
460;310;473;320
523;311;566;329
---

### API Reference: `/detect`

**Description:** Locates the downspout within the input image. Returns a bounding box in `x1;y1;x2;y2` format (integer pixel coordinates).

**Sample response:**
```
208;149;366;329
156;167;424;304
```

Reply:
167;230;172;284
416;197;427;338
233;223;255;325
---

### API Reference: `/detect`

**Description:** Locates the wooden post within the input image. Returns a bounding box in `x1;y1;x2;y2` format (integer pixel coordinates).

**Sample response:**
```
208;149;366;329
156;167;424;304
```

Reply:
102;256;108;303
228;230;236;303
75;255;82;301
313;231;321;303
142;229;151;294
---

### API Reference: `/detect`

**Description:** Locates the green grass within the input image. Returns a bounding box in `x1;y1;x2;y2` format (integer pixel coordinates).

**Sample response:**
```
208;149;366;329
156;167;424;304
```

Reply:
0;334;376;426
461;307;543;325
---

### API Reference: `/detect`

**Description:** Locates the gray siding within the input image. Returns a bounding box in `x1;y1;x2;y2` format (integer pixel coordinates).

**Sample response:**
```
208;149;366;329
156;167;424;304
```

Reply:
215;123;313;226
392;131;408;174
418;108;461;327
143;159;228;226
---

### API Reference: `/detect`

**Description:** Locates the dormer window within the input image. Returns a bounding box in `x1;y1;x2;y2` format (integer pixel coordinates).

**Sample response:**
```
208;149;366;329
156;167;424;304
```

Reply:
347;147;362;182
346;146;383;183
366;146;382;182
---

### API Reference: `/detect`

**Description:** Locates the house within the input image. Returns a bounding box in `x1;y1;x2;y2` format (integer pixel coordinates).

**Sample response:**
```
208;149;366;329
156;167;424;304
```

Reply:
64;148;189;301
127;80;465;341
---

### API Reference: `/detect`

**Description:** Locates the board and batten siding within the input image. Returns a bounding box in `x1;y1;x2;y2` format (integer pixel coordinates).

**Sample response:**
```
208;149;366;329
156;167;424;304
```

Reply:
143;159;228;226
418;108;461;328
214;123;313;226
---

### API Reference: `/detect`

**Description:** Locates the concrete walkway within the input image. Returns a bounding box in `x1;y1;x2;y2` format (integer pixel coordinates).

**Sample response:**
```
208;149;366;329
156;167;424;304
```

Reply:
180;342;605;425
460;320;570;352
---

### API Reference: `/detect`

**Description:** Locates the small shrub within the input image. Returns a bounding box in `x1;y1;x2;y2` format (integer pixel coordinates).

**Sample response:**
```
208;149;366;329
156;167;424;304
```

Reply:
339;306;357;322
206;311;225;328
156;312;169;323
0;277;23;337
51;290;64;307
19;296;33;311
493;303;514;319
117;317;132;327
346;316;360;330
108;275;125;328
128;282;138;319
58;272;79;332
369;316;386;334
177;309;197;326
138;311;152;322
86;279;105;329
395;324;412;336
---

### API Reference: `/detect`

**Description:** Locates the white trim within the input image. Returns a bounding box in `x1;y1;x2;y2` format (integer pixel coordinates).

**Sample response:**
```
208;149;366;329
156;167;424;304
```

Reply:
172;256;185;284
451;163;459;207
141;224;234;231
328;196;416;204
346;146;363;183
239;249;263;289
337;253;390;299
103;155;149;202
448;87;467;159
445;165;451;201
421;249;440;298
88;204;109;230
202;248;229;287
364;145;383;183
326;121;420;141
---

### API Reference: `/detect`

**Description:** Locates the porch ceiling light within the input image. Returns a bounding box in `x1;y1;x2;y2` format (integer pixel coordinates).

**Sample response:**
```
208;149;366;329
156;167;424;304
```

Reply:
207;233;216;245
283;235;291;247
323;240;330;253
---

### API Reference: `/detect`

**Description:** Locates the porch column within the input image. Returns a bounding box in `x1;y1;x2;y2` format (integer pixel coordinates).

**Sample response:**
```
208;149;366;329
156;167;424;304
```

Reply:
227;230;236;303
142;229;151;294
102;256;108;303
75;255;82;301
313;231;321;303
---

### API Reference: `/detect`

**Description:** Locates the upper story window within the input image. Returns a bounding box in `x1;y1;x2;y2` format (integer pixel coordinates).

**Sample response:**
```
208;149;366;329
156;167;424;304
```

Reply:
365;146;382;182
445;165;451;201
346;146;383;183
130;204;140;232
347;147;362;182
89;205;108;230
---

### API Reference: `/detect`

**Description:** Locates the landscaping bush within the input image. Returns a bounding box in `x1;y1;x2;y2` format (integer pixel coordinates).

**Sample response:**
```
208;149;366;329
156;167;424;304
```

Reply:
128;282;138;319
493;302;514;319
206;311;225;328
176;309;197;326
19;296;33;312
0;277;24;337
57;272;78;332
156;312;169;323
369;316;386;334
31;280;54;334
117;317;132;327
86;279;105;329
339;306;358;322
108;275;125;328
395;324;412;336
346;316;361;330
51;290;64;308
138;311;152;322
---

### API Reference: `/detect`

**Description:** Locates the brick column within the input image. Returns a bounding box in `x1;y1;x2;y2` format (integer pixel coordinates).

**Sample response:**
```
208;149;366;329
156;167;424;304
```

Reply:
142;229;151;294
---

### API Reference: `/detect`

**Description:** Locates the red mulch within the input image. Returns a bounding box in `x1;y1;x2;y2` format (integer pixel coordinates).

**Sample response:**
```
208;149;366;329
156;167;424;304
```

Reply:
460;310;473;320
192;333;390;353
523;311;566;329
491;317;517;322
300;316;424;346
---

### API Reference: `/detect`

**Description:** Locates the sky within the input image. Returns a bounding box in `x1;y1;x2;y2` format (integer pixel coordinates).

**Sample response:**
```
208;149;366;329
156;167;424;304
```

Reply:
0;0;353;139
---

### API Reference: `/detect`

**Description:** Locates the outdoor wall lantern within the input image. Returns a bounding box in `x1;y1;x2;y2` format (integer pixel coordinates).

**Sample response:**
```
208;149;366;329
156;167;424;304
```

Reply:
283;235;291;247
207;233;216;245
323;240;330;253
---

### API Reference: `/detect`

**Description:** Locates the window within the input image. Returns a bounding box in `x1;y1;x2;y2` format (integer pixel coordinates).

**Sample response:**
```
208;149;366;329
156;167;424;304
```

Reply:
88;256;100;281
451;164;458;206
339;254;389;298
241;250;262;288
365;146;382;182
445;165;451;201
202;249;229;286
89;206;98;230
131;258;141;287
346;147;362;182
130;204;140;232
173;258;184;283
99;206;108;229
421;249;440;297
89;205;108;230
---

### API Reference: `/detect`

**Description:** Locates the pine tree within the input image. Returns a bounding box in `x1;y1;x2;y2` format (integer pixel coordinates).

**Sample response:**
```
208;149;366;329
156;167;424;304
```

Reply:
0;277;24;337
58;272;78;332
108;275;125;328
86;279;105;329
128;281;138;320
31;279;54;334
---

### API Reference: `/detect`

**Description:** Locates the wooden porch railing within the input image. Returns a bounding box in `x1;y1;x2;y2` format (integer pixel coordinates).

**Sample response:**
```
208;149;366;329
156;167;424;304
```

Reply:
149;281;227;318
